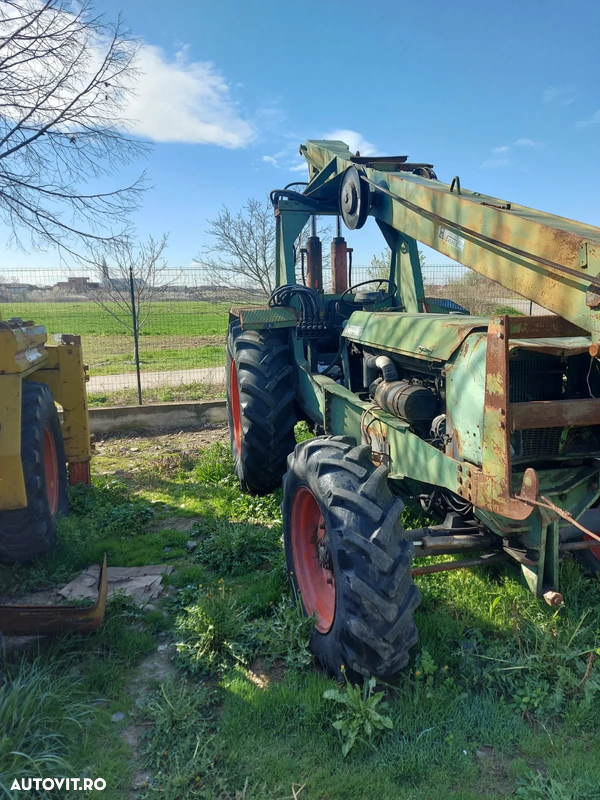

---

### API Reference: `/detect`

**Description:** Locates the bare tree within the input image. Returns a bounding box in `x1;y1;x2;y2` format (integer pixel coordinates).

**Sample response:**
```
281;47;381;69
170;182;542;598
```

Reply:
195;198;333;298
0;0;146;259
86;235;173;402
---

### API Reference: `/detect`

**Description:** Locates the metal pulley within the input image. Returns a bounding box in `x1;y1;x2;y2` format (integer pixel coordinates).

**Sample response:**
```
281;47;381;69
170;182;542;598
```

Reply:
339;166;370;229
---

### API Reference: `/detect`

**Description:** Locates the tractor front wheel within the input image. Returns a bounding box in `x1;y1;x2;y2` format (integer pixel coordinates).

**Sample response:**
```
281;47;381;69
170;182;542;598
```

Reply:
226;319;296;494
0;381;68;564
283;436;420;680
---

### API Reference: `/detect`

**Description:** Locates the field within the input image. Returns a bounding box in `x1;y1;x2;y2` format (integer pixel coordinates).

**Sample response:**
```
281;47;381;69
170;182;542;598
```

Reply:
1;425;600;799
0;301;230;396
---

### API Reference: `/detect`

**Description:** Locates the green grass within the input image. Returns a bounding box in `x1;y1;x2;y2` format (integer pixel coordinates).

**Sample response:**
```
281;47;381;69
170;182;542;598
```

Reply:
1;299;231;381
88;381;226;407
2;430;600;799
1;300;232;337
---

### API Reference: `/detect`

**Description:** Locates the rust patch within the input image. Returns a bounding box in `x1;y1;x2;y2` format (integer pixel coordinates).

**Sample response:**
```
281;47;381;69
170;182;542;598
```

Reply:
0;555;107;635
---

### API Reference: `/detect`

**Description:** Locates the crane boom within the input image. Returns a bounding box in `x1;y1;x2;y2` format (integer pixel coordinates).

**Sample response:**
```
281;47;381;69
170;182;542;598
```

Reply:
298;140;600;341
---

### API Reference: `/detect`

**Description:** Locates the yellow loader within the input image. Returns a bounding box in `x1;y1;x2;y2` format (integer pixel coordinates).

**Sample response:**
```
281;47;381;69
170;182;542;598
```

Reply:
0;317;106;634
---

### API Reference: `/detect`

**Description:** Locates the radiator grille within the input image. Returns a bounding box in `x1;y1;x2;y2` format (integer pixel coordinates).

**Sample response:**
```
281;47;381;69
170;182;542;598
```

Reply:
509;357;563;403
520;427;563;459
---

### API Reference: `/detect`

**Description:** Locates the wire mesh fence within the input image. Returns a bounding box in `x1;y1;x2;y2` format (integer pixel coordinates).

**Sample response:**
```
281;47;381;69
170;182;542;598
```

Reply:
0;265;546;407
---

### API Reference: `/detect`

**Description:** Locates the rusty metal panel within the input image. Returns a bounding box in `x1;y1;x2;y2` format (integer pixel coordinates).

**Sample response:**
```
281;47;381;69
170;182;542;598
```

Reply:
0;556;107;634
229;306;298;330
508;316;586;338
342;311;489;362
511;398;600;431
466;316;538;520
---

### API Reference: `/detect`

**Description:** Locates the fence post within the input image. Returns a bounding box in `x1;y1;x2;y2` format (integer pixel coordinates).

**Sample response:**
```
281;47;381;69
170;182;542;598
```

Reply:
129;266;143;405
529;299;533;315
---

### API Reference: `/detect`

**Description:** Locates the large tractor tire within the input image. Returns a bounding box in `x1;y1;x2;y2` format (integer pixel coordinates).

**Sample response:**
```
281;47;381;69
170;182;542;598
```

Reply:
283;436;420;680
0;381;68;564
575;541;600;575
226;319;296;494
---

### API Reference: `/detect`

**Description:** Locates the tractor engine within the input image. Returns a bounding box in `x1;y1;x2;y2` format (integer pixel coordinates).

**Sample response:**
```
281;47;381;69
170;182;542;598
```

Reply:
342;310;600;520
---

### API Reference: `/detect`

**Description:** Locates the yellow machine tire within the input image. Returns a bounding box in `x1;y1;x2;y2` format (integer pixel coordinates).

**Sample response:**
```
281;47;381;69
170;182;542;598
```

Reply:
0;381;68;564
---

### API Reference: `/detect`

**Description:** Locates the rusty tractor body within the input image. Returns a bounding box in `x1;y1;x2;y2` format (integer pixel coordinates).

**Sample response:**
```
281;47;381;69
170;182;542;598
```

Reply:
226;139;600;679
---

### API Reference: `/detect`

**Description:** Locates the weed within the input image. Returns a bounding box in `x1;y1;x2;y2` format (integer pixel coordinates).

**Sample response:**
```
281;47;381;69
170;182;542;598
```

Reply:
175;582;255;673
255;596;315;670
515;770;600;799
195;519;282;575
146;452;196;479
413;646;442;701
294;421;314;442
461;608;600;721
231;489;282;524
194;443;234;485
324;671;394;756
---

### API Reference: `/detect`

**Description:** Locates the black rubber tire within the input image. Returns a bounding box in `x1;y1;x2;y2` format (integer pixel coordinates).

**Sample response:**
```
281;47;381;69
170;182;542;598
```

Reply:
283;436;420;680
575;549;600;575
0;381;68;564
226;319;296;494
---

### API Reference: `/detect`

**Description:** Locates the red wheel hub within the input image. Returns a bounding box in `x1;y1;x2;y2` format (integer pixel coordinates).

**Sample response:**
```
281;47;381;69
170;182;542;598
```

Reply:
229;359;242;456
290;486;335;633
43;423;59;516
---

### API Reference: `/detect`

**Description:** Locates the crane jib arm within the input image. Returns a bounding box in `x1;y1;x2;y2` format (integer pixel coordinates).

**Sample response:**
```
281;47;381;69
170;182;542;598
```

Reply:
299;139;600;341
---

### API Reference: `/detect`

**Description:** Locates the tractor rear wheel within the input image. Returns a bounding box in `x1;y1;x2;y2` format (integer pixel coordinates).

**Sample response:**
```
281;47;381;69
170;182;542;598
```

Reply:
0;381;68;564
575;541;600;575
226;319;296;494
283;436;420;680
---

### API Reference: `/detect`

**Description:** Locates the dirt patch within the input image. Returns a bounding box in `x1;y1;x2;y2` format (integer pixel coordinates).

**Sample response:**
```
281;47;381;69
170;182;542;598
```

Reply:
246;656;286;689
473;749;517;797
92;424;229;476
93;424;228;454
152;516;201;533
123;644;178;792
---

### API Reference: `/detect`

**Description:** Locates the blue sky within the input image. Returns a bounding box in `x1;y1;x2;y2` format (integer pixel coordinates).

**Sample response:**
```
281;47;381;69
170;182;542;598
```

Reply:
5;0;600;273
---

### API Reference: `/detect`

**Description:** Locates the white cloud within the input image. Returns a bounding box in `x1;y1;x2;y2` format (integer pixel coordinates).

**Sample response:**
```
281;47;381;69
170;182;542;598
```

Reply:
324;129;380;156
577;110;600;128
481;157;511;168
289;163;308;173
261;155;279;166
126;45;255;147
493;145;510;153
543;86;575;105
515;138;543;147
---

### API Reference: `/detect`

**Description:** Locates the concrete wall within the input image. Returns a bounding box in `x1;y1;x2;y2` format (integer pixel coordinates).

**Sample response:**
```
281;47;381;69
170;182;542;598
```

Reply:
87;399;227;434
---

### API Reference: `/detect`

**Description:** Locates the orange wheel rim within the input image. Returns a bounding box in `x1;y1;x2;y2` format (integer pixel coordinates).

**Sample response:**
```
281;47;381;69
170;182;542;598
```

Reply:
229;359;242;456
290;486;335;633
43;423;59;516
584;535;600;561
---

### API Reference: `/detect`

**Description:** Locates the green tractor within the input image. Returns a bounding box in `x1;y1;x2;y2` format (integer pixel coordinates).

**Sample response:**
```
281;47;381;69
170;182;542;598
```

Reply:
226;139;600;680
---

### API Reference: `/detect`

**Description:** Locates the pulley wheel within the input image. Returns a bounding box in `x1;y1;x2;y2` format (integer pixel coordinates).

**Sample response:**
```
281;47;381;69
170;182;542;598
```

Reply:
339;166;370;229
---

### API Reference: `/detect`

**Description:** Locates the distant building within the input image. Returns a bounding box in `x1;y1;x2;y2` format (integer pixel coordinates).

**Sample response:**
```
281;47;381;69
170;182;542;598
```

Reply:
0;282;37;294
53;276;100;293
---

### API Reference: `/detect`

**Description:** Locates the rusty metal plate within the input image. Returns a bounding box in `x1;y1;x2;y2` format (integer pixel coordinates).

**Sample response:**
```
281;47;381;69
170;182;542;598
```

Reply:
229;306;298;330
0;555;107;635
